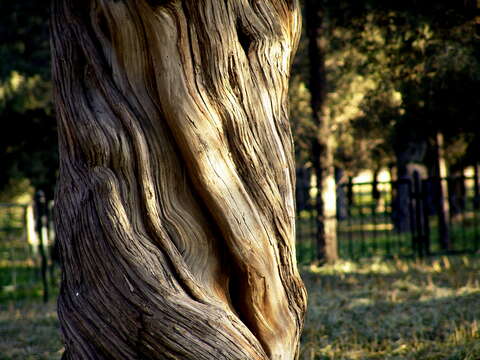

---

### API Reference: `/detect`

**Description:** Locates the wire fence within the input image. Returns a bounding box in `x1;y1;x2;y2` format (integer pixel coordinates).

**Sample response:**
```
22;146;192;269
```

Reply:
2;173;480;300
0;192;56;302
296;172;480;263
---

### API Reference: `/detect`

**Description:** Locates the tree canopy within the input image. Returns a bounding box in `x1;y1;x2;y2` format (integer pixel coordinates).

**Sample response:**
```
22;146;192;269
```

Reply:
0;2;56;200
291;0;480;175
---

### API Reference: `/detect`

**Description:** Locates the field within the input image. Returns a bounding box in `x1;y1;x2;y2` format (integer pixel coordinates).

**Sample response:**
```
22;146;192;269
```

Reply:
0;302;61;360
1;255;479;359
300;256;480;359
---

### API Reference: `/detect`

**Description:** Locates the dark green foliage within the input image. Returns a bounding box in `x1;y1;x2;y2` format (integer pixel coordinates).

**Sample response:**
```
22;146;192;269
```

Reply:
1;1;478;198
0;2;56;198
292;0;480;174
0;3;50;80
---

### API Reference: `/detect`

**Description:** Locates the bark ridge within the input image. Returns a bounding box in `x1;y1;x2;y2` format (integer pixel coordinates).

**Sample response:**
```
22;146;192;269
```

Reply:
51;0;306;359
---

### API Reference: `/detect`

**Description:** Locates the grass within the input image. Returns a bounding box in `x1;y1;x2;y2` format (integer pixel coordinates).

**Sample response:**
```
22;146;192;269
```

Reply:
0;255;479;359
300;255;480;359
0;242;54;303
0;302;62;360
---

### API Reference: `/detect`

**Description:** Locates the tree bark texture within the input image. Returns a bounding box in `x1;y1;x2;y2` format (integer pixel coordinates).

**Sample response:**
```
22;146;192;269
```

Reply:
51;1;306;359
305;0;338;263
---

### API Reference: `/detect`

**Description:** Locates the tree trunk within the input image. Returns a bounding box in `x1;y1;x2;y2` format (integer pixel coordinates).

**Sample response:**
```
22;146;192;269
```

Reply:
474;163;480;210
433;132;451;250
392;160;411;233
51;1;306;359
372;168;380;203
305;0;338;263
448;166;466;219
392;141;426;233
335;167;348;221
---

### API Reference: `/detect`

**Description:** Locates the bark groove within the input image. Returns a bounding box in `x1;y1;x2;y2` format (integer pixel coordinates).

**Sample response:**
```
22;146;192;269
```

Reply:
51;0;306;359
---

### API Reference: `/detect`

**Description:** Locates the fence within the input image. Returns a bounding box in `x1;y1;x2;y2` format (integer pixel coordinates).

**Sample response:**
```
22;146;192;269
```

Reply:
296;172;480;263
0;192;56;302
3;175;480;300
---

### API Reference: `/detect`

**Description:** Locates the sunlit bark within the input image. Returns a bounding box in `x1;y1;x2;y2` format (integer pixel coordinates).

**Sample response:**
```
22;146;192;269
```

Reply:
51;0;306;359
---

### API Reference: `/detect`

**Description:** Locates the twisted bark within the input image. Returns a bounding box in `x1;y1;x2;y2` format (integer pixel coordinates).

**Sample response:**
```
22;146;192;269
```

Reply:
51;0;306;359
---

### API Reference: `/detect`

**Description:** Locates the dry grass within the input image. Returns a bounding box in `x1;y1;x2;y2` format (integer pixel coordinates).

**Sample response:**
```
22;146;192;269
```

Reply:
0;302;62;360
300;255;480;359
0;255;479;359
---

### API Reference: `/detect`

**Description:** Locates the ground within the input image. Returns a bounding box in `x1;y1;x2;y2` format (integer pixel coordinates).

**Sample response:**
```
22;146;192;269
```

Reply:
0;255;479;359
301;255;480;359
0;302;61;360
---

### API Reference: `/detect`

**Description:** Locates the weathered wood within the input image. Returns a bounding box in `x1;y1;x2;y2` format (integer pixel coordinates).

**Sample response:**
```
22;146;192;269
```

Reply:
51;0;306;359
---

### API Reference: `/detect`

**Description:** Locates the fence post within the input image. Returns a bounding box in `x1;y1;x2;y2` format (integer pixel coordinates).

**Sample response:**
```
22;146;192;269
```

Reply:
34;190;49;303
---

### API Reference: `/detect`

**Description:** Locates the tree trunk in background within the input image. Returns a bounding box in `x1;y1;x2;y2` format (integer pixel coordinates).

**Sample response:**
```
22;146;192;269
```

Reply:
335;167;348;221
393;158;411;233
51;1;306;359
433;132;451;250
305;0;338;263
296;166;312;213
472;0;480;37
474;163;480;210
392;141;426;233
448;166;466;219
372;168;380;203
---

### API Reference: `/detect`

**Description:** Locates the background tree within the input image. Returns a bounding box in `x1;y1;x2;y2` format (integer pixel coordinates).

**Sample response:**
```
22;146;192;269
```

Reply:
51;0;306;359
289;0;480;242
304;0;338;263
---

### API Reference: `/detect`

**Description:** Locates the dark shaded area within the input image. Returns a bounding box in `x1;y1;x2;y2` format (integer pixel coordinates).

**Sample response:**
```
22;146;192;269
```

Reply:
0;3;50;79
0;2;56;199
